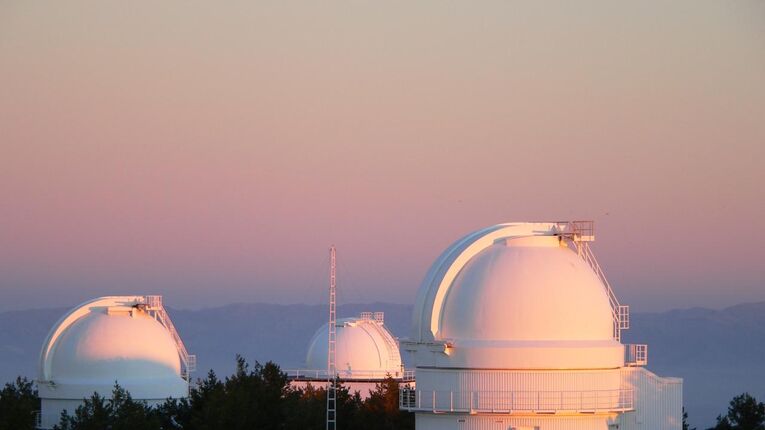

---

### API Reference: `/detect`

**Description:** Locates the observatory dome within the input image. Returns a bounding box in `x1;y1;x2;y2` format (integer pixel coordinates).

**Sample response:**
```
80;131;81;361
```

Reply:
39;296;188;400
402;222;685;430
305;313;403;380
47;309;181;384
409;222;624;369
439;235;613;342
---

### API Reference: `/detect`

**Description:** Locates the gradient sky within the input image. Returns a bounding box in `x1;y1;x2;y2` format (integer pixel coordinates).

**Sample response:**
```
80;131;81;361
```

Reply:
1;1;763;312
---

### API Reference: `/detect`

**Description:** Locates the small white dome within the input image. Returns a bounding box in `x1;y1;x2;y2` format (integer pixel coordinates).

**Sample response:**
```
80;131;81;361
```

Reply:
305;314;403;380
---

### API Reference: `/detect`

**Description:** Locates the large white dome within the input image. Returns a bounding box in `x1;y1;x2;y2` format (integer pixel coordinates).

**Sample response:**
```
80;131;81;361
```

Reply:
305;314;403;380
402;223;685;430
39;296;188;400
409;222;624;369
439;235;614;342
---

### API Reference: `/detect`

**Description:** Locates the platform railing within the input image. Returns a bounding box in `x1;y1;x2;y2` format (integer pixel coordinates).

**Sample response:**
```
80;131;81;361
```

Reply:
625;344;648;366
557;221;628;341
286;368;415;381
400;388;634;414
142;296;196;380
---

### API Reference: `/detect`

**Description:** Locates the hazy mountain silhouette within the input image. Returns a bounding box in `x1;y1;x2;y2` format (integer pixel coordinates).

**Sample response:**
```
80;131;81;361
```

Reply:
2;301;764;428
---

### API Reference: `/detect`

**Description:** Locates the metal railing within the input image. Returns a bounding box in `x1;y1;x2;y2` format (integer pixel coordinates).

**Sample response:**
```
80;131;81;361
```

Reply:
400;388;634;414
356;312;398;362
376;324;402;363
141;296;196;380
625;344;648;366
558;221;628;341
287;368;415;381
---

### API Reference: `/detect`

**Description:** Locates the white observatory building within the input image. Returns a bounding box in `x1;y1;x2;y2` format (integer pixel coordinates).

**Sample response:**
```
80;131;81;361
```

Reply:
289;312;412;395
401;222;682;430
36;296;195;429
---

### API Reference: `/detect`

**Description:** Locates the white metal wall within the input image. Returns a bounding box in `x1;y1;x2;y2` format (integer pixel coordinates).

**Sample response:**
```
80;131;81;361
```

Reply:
416;413;619;430
411;367;682;430
416;368;621;392
617;367;682;430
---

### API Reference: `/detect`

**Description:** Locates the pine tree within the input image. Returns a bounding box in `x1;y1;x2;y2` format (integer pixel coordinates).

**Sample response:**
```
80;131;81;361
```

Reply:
0;377;39;430
710;393;765;430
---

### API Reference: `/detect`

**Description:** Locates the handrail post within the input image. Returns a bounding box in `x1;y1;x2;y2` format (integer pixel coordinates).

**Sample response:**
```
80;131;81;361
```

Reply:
432;390;436;412
450;391;454;412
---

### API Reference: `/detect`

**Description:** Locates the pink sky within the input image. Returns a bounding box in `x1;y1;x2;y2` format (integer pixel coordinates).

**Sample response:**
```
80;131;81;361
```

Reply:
1;1;764;312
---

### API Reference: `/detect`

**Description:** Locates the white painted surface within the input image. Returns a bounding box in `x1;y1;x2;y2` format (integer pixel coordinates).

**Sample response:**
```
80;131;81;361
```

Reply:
305;315;403;380
440;235;613;342
37;296;189;429
406;222;683;430
619;367;683;430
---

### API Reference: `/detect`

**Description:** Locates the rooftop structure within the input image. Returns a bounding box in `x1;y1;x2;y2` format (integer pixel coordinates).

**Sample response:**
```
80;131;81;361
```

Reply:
401;221;682;430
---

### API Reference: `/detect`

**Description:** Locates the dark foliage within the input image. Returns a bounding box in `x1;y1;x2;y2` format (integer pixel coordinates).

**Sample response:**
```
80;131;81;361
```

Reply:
709;393;765;430
54;384;161;430
0;377;39;430
357;377;414;430
0;359;414;430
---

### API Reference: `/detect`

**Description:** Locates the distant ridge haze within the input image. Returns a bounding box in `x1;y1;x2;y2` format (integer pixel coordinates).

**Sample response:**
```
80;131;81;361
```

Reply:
2;301;764;429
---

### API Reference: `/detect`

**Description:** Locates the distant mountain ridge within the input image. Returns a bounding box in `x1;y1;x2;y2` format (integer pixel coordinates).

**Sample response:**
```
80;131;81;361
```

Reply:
2;301;764;428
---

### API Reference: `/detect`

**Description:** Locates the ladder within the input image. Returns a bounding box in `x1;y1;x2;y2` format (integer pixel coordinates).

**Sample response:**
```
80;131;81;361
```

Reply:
374;317;402;365
327;246;337;430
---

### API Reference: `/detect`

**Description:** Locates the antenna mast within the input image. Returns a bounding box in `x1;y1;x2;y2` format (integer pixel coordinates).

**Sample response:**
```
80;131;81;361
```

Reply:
326;245;337;430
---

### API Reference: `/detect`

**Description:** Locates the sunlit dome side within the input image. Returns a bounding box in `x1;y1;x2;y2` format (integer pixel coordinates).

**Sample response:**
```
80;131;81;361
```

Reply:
409;222;623;369
439;235;614;342
46;310;182;384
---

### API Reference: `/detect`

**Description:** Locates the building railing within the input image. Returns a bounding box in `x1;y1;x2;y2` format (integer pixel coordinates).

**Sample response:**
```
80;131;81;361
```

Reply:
400;388;634;414
141;296;196;380
557;221;628;341
625;344;648;366
286;368;415;381
359;311;385;324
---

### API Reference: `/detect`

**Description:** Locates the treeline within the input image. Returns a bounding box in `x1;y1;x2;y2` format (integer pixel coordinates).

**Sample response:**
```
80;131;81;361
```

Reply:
3;360;765;430
0;356;412;430
705;393;765;430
